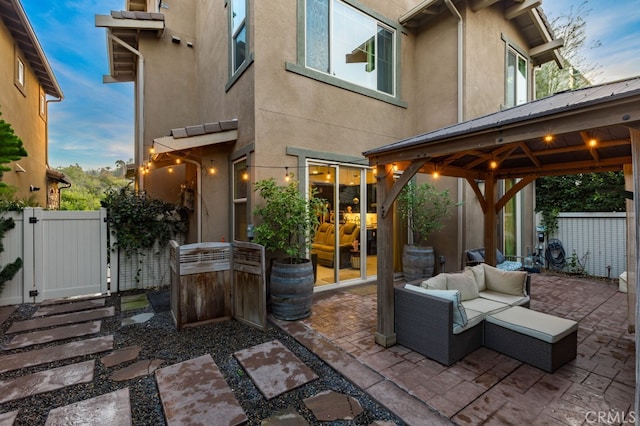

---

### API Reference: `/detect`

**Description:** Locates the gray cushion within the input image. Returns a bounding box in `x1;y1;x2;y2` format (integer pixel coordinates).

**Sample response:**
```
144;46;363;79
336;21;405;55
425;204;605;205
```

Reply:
466;250;484;263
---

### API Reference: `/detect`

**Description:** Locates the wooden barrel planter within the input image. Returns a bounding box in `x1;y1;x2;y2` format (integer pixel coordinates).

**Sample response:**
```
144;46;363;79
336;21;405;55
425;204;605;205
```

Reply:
270;258;314;320
402;245;435;281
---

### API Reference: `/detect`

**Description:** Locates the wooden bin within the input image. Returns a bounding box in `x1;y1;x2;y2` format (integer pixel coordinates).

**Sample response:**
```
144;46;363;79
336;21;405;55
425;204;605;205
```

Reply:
169;241;232;329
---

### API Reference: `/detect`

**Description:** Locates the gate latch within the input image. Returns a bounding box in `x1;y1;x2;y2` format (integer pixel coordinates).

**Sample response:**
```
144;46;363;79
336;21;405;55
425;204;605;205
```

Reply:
29;217;39;224
29;289;39;297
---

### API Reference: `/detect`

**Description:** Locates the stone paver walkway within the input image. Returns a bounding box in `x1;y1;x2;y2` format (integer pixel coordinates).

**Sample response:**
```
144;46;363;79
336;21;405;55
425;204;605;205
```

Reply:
234;339;318;399
32;298;106;317
155;353;248;425
0;335;113;374
0;360;95;404
3;320;101;350
6;306;114;333
286;273;635;425
44;388;131;425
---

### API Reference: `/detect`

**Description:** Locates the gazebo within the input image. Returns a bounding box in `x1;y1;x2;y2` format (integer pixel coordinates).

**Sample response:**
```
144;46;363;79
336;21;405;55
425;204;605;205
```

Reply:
363;76;640;407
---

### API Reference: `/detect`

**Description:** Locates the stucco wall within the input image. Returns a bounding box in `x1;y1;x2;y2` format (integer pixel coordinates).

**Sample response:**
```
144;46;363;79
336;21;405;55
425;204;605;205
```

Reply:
0;19;49;206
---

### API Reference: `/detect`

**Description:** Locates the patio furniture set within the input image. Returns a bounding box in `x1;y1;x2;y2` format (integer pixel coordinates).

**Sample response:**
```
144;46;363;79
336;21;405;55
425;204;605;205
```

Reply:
395;263;578;372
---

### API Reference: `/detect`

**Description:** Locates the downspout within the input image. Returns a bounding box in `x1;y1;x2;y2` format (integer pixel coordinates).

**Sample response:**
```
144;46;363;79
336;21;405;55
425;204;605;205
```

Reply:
182;158;202;242
107;30;145;192
444;0;465;268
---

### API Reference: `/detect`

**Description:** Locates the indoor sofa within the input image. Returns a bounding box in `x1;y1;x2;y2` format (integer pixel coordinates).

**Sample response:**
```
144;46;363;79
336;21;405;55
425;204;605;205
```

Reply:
311;222;360;268
394;263;578;372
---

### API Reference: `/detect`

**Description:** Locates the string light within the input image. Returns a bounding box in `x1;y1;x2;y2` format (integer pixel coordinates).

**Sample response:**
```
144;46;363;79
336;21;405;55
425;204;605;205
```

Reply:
284;167;290;182
392;163;398;172
544;134;553;143
149;144;155;154
175;158;181;164
490;160;498;169
168;167;173;173
589;138;597;147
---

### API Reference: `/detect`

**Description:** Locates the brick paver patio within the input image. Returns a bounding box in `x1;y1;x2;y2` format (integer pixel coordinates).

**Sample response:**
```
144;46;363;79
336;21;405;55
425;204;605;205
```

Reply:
296;272;635;425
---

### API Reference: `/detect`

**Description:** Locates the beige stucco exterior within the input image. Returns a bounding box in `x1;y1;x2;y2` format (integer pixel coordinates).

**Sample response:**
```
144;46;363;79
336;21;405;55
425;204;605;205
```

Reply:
0;1;65;208
102;0;556;275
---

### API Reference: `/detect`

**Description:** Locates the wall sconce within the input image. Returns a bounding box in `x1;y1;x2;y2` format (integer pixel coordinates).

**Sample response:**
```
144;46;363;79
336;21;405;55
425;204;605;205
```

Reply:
208;161;216;175
29;185;40;192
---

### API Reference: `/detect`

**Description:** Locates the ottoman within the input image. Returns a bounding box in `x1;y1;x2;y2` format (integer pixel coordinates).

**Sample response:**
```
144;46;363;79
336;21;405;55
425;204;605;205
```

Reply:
484;306;578;372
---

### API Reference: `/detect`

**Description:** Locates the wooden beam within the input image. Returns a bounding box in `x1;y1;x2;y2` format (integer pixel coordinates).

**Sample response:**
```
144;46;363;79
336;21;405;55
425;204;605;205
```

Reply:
505;0;541;20
465;177;487;213
379;159;427;218
530;39;564;58
496;175;537;212
518;142;542;167
494;156;630;177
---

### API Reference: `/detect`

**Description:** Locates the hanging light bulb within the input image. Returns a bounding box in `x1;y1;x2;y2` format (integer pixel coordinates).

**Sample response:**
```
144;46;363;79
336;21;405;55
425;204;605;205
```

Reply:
149;144;155;154
242;169;249;180
284;167;290;182
168;167;174;173
175;158;181;164
208;162;216;175
490;160;498;169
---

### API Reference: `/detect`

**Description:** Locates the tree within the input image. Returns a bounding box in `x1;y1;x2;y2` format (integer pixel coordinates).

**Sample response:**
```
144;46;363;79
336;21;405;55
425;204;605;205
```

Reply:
0;110;27;295
535;0;601;99
535;172;626;213
57;164;129;210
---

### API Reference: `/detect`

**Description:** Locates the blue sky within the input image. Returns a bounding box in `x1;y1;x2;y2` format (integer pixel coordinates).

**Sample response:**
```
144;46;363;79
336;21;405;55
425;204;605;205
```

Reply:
20;0;640;171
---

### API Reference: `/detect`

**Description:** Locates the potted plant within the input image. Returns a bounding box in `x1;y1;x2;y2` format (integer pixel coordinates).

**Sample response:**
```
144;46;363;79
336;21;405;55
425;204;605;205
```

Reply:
397;181;456;281
253;177;326;320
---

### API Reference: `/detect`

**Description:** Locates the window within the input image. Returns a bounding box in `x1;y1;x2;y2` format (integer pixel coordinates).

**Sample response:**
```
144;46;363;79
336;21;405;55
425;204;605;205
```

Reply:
233;158;249;240
505;48;527;107
305;0;395;95
15;55;26;94
230;0;247;73
39;89;47;120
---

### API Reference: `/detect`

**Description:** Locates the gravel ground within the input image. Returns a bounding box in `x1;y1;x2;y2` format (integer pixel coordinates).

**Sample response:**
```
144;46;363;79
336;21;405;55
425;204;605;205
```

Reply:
0;289;405;425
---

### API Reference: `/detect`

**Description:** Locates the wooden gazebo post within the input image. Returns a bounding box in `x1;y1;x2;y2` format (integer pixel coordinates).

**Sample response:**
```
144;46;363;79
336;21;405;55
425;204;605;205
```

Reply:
483;173;497;266
375;163;396;347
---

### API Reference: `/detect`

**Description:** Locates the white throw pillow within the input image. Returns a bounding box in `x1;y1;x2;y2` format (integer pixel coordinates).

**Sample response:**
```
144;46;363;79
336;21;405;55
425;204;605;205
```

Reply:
420;273;447;290
404;284;468;327
446;269;480;301
482;264;527;296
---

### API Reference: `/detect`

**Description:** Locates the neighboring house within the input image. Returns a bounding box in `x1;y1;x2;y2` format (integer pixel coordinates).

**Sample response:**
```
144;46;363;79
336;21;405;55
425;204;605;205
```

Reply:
0;0;69;209
95;0;562;288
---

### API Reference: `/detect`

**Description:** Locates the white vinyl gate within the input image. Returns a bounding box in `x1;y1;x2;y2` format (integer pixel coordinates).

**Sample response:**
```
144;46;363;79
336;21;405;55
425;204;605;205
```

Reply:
0;208;108;306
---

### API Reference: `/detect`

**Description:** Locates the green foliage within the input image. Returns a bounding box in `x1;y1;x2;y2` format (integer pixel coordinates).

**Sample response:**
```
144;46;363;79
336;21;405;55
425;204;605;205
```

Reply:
535;172;626;213
535;0;601;99
540;208;559;238
102;186;188;258
253;177;326;262
397;182;456;246
0;110;26;295
58;164;129;210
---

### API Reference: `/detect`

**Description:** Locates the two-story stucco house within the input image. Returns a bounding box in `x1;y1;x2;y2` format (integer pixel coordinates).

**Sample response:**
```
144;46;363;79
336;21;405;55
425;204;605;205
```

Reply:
96;0;562;289
0;0;69;209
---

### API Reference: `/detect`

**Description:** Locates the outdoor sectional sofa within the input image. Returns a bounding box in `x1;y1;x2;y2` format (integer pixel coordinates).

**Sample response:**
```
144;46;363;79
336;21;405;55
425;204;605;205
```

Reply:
465;247;523;271
395;264;578;372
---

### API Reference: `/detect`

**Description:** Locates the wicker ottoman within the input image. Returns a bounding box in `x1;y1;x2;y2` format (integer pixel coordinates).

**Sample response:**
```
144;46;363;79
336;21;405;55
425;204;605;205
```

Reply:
484;306;578;372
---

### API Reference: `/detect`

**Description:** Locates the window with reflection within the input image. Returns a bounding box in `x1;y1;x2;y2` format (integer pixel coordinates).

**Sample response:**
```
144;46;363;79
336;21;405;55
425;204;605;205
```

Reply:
506;47;527;107
305;0;395;95
231;0;247;73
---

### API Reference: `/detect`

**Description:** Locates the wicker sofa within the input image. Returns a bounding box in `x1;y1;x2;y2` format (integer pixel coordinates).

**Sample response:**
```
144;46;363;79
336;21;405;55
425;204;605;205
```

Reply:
311;222;360;268
395;264;577;371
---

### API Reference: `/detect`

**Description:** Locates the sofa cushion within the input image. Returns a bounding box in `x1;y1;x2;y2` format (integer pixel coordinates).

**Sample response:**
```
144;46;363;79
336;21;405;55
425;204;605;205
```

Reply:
405;285;467;327
420;273;447;290
496;260;522;272
479;290;530;307
482;264;527;296
454;308;484;335
496;249;506;265
466;249;484;263
461;297;509;316
446;269;479;301
466;264;486;292
486;306;578;344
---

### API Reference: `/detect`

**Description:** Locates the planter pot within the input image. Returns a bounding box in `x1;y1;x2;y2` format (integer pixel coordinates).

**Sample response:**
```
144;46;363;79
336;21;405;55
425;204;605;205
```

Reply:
402;244;435;282
270;258;314;320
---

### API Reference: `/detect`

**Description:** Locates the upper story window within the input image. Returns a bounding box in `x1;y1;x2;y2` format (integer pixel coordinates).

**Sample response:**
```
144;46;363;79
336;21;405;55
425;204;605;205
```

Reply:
15;54;26;95
505;47;527;108
231;0;247;73
305;0;395;96
39;89;47;120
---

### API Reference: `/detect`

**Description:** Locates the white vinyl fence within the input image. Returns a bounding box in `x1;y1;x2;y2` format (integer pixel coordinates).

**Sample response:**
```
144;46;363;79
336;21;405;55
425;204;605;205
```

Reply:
554;212;626;278
0;208;108;306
